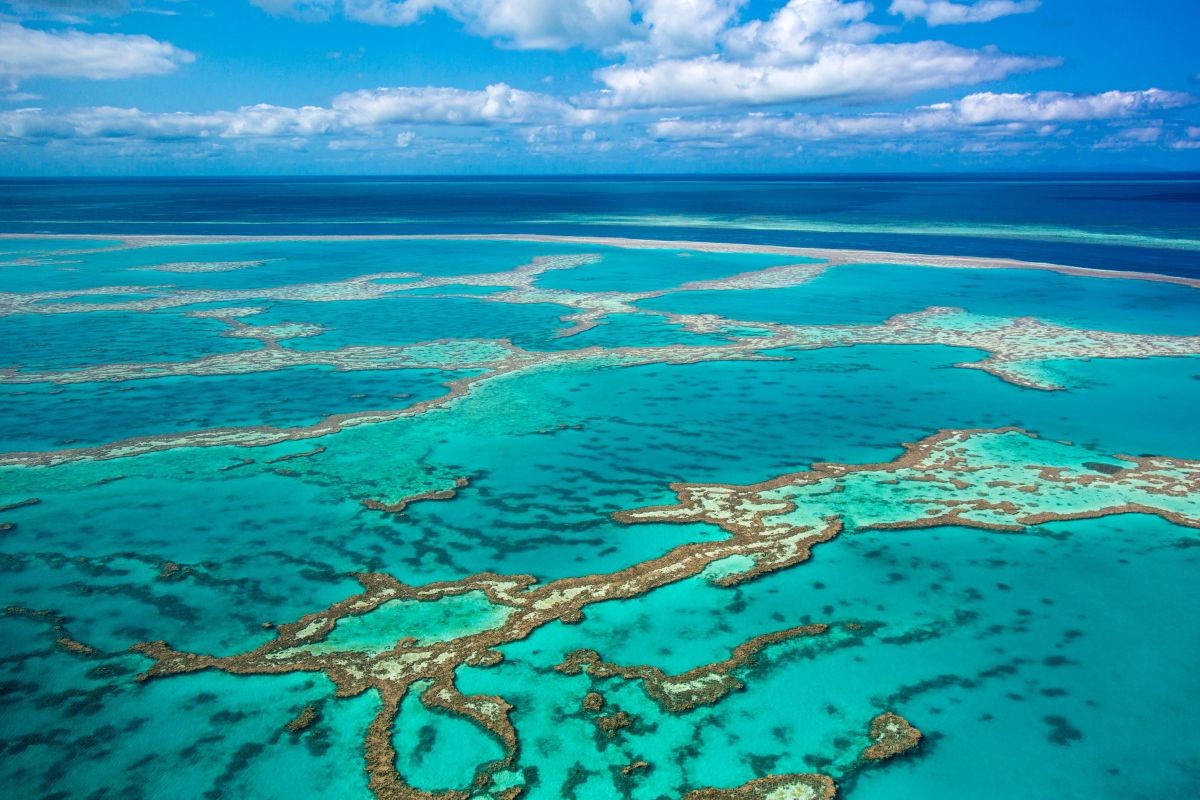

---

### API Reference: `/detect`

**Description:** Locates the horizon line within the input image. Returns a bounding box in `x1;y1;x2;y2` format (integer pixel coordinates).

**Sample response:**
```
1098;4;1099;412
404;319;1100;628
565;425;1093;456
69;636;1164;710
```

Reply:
3;170;1200;181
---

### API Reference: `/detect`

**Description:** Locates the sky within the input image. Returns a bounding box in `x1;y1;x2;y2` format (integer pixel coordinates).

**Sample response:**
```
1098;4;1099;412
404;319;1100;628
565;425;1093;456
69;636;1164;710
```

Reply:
1;0;1198;174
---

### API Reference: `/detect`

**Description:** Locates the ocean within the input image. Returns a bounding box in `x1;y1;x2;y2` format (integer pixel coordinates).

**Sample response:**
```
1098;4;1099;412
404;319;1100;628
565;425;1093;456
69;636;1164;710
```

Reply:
1;176;1198;800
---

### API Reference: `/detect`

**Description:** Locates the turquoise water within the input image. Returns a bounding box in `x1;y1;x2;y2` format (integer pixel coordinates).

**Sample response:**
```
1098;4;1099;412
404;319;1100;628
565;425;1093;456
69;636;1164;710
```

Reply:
0;367;460;451
0;310;259;372
1;231;1198;800
249;296;575;352
641;261;1200;335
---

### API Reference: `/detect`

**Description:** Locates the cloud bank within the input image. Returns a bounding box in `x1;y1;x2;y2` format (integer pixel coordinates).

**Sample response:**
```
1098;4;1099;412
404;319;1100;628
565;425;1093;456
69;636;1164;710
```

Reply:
0;22;193;85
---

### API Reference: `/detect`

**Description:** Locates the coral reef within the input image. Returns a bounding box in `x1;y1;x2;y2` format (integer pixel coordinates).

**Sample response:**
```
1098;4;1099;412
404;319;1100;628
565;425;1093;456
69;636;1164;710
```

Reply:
125;428;1200;799
861;712;922;761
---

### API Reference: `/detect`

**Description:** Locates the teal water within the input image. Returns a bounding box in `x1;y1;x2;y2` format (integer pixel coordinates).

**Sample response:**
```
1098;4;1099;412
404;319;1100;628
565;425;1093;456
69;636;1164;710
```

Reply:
1;232;1198;800
640;261;1200;335
0;310;259;372
249;296;575;352
0;366;461;451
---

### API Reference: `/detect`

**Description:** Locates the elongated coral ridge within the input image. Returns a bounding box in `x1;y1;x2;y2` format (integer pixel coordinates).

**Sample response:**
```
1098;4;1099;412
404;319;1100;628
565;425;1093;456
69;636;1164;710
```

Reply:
684;773;837;800
555;624;829;713
2;246;1199;470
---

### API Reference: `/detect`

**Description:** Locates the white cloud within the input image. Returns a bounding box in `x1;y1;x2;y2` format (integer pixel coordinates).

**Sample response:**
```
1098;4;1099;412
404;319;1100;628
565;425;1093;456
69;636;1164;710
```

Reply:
721;0;880;63
256;0;751;55
0;22;193;85
595;42;1050;108
0;82;583;141
332;83;573;124
650;88;1196;142
583;0;1053;109
628;0;745;58
953;88;1193;124
1170;127;1200;150
1094;122;1164;150
253;0;639;50
889;0;1040;26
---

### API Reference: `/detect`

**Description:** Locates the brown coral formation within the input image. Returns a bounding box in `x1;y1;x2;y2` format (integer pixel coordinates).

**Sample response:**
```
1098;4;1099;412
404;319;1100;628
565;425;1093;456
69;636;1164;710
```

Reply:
157;561;184;581
595;710;632;737
130;504;845;798
0;364;498;467
556;624;829;713
265;445;327;463
684;772;838;800
362;477;471;516
55;637;99;656
286;705;319;733
615;427;1200;536
3;605;97;656
0;253;601;317
581;691;604;712
861;712;922;761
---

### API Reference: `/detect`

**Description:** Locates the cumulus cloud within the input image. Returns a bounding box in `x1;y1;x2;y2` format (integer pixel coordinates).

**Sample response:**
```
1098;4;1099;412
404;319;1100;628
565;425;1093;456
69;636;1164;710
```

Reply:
332;83;580;125
0;22;193;85
889;0;1040;26
952;88;1193;123
585;0;1052;109
595;42;1050;108
721;0;880;63
253;0;762;55
625;0;744;58
650;88;1196;142
252;0;639;50
0;82;580;141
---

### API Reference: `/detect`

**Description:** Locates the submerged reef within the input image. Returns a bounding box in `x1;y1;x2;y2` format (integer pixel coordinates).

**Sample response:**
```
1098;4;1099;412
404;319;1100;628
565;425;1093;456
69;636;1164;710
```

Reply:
684;773;837;800
4;243;1200;469
126;428;1200;799
132;259;278;273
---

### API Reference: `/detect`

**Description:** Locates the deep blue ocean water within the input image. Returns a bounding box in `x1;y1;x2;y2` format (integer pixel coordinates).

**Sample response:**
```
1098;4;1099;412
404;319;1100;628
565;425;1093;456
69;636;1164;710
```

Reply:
3;175;1199;277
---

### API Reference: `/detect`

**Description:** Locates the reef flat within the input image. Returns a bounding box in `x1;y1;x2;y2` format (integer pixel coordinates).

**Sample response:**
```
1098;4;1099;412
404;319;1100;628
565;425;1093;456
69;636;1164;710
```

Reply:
1;234;1199;800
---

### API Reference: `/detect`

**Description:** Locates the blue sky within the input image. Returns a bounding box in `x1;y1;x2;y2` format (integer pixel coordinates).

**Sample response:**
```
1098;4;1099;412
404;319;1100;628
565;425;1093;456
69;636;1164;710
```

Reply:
1;0;1198;174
